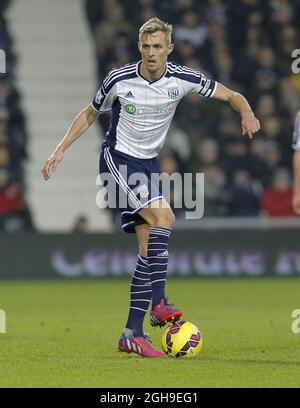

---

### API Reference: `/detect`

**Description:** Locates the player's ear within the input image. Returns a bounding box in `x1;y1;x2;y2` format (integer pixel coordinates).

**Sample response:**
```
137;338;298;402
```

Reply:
138;41;142;53
167;43;174;56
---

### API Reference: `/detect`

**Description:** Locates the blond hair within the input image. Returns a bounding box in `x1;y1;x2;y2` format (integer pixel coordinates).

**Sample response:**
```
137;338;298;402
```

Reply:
139;17;173;44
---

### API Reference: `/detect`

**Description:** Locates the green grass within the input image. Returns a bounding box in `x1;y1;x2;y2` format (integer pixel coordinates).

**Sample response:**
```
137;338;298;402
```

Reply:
0;278;300;388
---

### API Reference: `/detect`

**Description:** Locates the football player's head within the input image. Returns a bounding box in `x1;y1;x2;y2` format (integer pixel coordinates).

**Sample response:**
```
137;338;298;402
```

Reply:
138;17;174;73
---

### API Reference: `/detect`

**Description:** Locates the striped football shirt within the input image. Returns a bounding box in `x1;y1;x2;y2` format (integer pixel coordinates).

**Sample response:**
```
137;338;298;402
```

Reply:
92;60;217;159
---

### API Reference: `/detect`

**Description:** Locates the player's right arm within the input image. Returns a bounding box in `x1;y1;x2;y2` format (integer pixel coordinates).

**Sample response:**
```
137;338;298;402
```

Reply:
42;104;100;181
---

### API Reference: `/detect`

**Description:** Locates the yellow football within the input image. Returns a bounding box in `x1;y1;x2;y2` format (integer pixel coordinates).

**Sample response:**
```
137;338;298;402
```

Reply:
162;320;203;358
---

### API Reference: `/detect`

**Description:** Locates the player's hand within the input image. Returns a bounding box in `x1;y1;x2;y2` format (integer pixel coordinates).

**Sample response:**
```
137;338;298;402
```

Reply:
292;192;300;215
42;148;64;181
241;112;260;139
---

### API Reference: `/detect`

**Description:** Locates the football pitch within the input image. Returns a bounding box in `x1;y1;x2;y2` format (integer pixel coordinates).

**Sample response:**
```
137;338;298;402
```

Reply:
0;278;300;388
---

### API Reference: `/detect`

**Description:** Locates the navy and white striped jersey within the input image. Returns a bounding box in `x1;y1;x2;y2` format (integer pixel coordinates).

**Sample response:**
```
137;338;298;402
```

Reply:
92;61;217;159
292;110;300;150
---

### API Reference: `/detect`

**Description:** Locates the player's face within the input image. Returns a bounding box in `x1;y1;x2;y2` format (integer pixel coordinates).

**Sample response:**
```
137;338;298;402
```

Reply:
139;31;174;73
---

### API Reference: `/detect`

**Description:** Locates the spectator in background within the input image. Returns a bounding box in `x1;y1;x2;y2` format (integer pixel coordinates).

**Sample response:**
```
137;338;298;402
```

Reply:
262;116;282;141
217;110;241;142
214;51;234;85
0;143;10;168
260;168;295;217
159;153;185;218
197;138;219;169
72;215;89;233
0;120;8;145
277;25;298;74
223;138;250;177
174;9;208;50
228;169;261;216
255;46;282;86
0;168;34;231
164;121;191;166
94;2;133;77
175;0;200;23
268;0;295;27
202;164;229;216
173;40;196;64
207;0;227;25
139;7;157;26
279;78;300;118
249;138;268;184
256;94;277;119
262;141;282;187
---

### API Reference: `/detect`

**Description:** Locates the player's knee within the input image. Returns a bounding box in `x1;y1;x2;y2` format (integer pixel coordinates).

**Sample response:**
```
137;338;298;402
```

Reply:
165;210;175;227
139;243;148;258
152;208;175;229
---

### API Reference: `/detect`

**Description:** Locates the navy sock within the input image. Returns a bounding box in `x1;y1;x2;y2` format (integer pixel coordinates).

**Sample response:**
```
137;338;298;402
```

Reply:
125;255;151;337
147;227;171;307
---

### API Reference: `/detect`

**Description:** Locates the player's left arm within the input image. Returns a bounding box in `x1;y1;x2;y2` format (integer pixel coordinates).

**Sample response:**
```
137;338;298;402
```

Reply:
212;83;260;139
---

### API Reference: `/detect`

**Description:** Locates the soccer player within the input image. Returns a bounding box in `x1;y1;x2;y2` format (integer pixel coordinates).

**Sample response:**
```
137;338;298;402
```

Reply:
42;17;260;357
292;110;300;215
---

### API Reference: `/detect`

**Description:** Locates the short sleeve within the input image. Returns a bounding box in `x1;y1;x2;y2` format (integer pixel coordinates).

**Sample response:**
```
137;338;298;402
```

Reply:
91;76;117;113
292;111;300;150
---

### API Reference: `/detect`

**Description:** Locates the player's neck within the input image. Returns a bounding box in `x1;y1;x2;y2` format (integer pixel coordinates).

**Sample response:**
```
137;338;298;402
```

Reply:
140;61;166;82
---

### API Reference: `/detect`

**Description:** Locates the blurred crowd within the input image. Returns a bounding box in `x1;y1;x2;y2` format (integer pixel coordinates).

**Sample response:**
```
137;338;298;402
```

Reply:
85;0;300;220
0;0;34;231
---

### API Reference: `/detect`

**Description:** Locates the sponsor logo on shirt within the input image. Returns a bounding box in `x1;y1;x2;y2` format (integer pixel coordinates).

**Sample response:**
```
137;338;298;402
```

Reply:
125;103;137;115
124;103;172;115
137;106;172;115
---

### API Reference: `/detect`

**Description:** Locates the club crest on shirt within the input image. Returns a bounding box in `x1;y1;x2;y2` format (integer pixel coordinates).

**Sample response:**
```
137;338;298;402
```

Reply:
168;87;179;100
